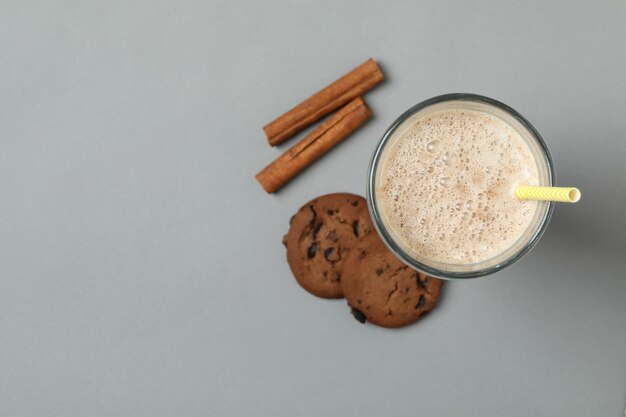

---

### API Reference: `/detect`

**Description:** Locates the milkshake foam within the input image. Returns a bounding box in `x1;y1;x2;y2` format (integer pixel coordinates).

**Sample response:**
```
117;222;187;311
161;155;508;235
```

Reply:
377;108;540;265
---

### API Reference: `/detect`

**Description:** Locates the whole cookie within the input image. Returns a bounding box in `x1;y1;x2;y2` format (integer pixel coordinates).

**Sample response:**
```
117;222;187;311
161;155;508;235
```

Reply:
284;193;373;298
341;232;444;328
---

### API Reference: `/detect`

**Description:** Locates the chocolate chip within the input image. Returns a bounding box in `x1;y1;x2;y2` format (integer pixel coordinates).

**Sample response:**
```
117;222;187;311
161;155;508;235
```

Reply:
327;209;335;215
375;268;383;275
415;294;425;309
351;308;367;324
351;200;359;207
307;243;317;258
324;247;341;262
352;221;359;237
312;222;323;238
416;273;429;287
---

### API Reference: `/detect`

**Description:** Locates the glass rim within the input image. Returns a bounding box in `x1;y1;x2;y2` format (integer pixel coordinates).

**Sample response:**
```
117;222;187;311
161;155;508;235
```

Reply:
366;93;556;280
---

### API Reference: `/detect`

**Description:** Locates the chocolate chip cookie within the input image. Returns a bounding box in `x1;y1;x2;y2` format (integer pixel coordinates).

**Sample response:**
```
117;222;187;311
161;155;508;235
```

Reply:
284;193;373;298
341;232;444;328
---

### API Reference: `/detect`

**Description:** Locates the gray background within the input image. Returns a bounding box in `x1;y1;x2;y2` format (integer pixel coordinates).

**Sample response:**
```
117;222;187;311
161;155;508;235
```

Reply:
1;0;625;416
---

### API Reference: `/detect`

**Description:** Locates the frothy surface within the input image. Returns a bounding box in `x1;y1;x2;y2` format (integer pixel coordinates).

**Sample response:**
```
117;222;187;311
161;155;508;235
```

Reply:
378;109;540;265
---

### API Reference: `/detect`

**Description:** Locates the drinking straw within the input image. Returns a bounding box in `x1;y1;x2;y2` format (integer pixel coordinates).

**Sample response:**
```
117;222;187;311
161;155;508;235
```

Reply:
515;186;581;203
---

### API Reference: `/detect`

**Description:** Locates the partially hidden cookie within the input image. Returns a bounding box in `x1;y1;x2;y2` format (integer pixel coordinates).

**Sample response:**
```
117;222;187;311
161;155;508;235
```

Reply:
341;232;444;328
284;193;373;298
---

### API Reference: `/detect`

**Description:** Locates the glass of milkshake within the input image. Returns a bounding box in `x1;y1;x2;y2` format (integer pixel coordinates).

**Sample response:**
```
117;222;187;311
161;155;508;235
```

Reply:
367;93;555;279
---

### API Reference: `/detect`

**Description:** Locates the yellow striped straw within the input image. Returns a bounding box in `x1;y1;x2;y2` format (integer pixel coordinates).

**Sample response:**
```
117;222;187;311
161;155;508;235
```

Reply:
515;186;581;203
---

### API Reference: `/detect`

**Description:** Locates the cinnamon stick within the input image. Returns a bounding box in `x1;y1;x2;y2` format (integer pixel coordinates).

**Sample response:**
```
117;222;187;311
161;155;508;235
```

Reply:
263;58;383;146
256;97;372;193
